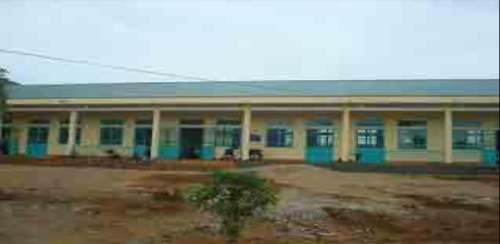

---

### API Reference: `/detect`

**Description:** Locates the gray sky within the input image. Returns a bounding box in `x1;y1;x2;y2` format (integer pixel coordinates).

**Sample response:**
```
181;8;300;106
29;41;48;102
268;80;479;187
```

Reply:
1;0;499;84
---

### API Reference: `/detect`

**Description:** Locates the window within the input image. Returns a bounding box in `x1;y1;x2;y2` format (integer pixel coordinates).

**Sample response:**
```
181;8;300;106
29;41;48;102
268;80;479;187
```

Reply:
267;121;294;148
357;118;384;148
58;120;82;145
28;127;49;144
453;130;483;149
161;128;178;146
100;119;125;146
215;120;241;148
306;119;334;148
453;120;483;150
398;121;428;149
357;129;384;148
307;129;333;147
27;120;51;144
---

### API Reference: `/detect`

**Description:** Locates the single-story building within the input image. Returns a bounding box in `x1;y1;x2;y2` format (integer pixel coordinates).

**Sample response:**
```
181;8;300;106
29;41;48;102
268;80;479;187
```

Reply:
1;79;499;165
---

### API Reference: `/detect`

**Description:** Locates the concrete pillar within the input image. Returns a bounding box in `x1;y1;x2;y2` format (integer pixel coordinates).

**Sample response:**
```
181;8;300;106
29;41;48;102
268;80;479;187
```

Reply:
444;108;454;164
151;109;162;159
241;105;252;161
340;107;352;162
66;111;79;156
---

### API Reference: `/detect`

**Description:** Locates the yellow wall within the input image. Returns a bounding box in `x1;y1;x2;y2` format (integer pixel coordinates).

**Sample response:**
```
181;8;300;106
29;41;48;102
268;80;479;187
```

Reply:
11;112;68;155
7;110;499;163
349;112;445;163
451;112;499;163
251;112;341;161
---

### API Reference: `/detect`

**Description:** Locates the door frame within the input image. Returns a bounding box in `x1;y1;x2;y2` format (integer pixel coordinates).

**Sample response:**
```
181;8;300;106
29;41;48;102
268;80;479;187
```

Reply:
134;123;153;159
356;120;386;164
179;127;207;159
159;127;180;160
26;121;51;158
482;130;500;166
305;120;335;164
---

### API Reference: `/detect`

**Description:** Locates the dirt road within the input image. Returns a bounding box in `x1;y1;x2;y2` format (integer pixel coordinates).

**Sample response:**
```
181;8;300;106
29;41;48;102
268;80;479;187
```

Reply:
0;165;498;244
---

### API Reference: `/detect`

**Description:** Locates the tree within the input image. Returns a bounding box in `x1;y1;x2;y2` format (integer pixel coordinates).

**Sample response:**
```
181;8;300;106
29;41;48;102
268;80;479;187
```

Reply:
189;171;278;244
0;67;9;116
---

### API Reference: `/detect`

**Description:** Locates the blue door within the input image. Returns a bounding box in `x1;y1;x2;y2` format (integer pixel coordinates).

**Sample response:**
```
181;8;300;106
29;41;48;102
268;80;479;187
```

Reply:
306;129;334;164
357;129;386;164
27;126;50;158
159;128;180;160
482;149;498;166
159;143;180;159
6;139;19;155
201;144;216;160
134;127;152;159
482;131;499;166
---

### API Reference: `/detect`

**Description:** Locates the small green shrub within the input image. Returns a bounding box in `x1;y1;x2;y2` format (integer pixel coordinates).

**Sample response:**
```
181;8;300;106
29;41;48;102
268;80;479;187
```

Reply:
188;171;278;244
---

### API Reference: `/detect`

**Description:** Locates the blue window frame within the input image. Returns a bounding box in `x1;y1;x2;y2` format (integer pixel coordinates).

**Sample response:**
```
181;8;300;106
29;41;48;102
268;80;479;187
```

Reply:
100;119;125;146
357;118;384;149
453;130;483;149
307;129;334;147
306;118;334;148
27;119;51;144
161;128;178;146
357;129;384;148
398;121;428;150
28;127;49;144
267;122;294;148
215;120;241;148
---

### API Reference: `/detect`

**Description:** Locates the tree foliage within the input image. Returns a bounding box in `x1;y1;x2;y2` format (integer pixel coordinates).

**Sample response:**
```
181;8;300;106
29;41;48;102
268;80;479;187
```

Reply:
189;171;279;243
0;67;9;115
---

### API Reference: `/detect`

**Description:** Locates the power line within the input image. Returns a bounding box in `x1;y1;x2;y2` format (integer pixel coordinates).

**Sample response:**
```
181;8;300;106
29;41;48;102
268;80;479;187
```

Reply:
0;48;214;81
0;48;305;94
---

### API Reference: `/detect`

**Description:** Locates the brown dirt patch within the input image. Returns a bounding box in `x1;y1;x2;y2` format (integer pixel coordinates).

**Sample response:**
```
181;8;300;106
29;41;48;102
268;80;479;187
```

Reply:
323;205;500;244
0;155;236;172
400;194;499;213
125;174;212;189
434;175;500;187
1;164;499;244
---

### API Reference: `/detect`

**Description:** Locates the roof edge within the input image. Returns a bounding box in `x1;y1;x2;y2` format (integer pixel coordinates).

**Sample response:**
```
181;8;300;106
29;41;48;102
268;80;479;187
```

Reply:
14;78;500;87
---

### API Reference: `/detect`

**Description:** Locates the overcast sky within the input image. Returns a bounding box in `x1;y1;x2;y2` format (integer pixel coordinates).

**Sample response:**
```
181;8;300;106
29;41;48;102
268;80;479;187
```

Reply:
0;0;499;84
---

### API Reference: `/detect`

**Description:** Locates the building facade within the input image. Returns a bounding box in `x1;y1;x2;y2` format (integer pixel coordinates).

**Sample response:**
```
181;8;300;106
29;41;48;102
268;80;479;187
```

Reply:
1;80;499;165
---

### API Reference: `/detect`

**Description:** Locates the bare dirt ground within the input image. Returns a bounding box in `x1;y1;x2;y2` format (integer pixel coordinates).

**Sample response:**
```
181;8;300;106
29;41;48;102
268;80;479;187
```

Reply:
0;164;498;244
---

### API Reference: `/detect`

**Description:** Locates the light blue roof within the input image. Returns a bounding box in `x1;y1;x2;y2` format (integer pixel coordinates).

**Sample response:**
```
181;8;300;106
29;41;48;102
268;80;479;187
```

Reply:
8;79;500;99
